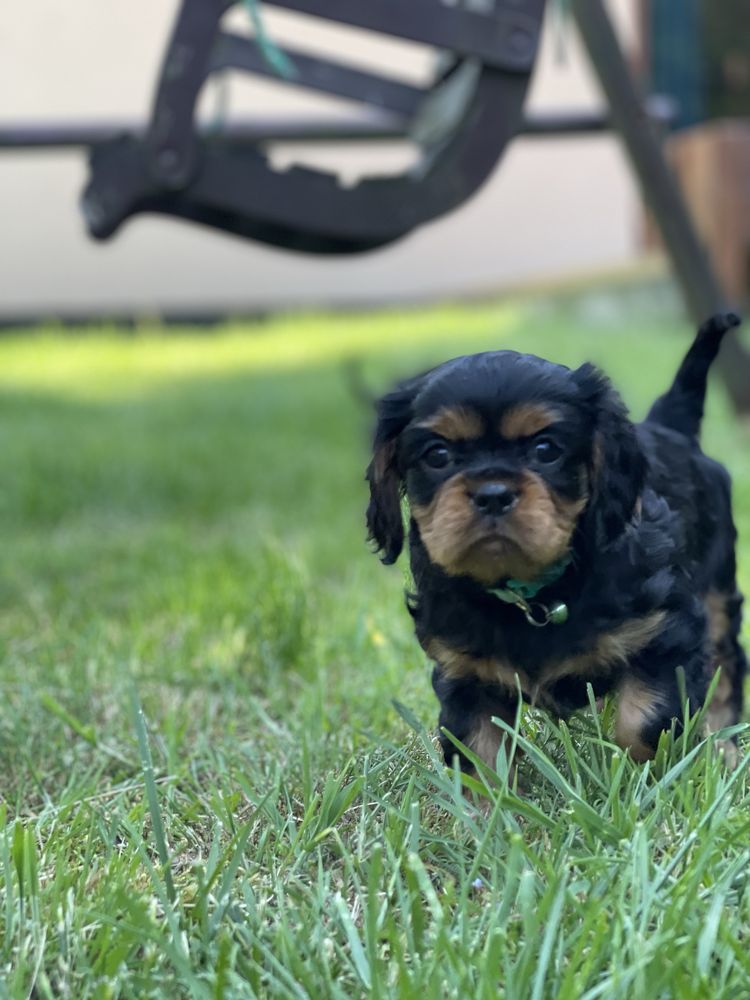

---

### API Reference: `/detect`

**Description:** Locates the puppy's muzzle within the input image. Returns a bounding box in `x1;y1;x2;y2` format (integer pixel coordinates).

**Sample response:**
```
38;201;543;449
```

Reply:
470;482;518;518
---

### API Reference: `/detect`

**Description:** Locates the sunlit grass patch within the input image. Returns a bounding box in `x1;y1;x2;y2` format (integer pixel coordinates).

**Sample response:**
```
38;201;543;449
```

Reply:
0;292;748;996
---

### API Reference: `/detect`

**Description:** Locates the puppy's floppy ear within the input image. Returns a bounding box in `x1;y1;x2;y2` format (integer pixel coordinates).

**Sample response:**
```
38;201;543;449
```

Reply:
366;375;422;564
574;363;646;547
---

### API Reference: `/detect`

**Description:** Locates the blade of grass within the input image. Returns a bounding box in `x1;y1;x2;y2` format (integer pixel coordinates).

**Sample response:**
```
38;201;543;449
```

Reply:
129;682;176;906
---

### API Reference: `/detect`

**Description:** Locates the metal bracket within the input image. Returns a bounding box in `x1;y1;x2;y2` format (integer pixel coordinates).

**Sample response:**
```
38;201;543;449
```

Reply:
82;0;545;251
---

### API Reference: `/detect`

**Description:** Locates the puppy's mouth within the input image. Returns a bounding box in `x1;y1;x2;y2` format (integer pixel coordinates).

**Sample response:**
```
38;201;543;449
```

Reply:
412;472;584;585
416;502;547;583
466;526;521;555
454;523;545;582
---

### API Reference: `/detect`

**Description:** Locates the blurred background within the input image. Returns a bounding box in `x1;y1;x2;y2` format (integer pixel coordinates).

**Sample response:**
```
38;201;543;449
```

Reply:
2;0;747;322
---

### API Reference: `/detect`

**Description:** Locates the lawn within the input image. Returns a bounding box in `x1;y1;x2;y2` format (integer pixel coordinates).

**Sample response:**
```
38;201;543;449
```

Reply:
1;295;749;998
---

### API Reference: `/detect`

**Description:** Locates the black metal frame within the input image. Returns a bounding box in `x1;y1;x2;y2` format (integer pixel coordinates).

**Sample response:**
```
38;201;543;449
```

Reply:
571;0;749;410
79;0;544;253
1;0;747;402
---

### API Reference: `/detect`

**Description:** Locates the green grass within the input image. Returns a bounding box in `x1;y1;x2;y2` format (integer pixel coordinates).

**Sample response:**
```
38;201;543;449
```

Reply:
0;296;749;998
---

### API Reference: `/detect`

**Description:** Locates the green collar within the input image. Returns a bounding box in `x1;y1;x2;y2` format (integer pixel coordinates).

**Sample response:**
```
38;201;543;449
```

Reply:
486;554;572;627
501;553;573;600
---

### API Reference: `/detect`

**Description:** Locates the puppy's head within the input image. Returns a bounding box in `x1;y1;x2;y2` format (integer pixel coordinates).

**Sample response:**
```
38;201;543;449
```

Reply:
366;351;644;583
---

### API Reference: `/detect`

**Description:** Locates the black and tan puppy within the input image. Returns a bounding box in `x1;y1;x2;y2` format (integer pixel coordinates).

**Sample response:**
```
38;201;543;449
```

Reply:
366;315;746;773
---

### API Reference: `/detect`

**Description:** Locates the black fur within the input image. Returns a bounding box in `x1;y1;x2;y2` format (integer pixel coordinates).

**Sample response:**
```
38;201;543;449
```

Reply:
366;315;746;770
573;363;647;549
366;375;425;564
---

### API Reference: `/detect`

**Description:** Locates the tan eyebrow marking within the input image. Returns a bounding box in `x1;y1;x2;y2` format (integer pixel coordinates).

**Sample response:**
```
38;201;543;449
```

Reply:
419;406;484;441
499;404;562;440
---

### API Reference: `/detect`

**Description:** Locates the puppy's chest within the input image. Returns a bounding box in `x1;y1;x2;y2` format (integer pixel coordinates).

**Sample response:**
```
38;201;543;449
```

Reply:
423;601;666;711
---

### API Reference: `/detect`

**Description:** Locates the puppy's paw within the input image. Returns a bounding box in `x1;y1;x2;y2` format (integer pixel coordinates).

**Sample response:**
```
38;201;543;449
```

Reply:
715;739;739;770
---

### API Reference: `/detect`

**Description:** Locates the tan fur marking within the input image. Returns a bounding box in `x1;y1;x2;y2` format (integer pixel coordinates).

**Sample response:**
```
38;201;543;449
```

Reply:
412;475;494;576
467;714;514;771
705;590;730;647
371;439;397;483
412;470;585;584
541;612;666;685
614;679;663;762
707;670;736;732
420;406;483;441
425;638;526;688
704;590;740;736
500;404;561;440
716;740;739;770
427;612;666;699
487;470;586;582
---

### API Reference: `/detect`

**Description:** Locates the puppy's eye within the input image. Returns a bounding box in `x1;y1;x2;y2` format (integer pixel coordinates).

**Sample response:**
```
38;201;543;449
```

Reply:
422;444;451;469
533;437;562;463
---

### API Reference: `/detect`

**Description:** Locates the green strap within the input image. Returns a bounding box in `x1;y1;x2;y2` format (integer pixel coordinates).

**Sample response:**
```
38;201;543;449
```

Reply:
486;554;572;627
242;0;298;80
504;553;572;599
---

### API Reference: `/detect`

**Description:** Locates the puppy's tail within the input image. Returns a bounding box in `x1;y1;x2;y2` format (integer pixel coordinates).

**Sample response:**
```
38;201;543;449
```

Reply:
645;312;741;439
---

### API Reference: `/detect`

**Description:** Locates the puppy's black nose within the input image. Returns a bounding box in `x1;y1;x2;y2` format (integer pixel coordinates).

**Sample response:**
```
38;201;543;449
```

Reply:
471;483;517;517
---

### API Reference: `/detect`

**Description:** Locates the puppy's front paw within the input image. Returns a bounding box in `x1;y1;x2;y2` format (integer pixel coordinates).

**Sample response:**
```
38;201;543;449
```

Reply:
715;739;739;770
